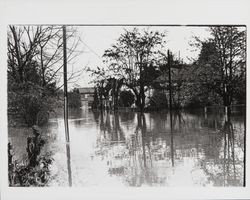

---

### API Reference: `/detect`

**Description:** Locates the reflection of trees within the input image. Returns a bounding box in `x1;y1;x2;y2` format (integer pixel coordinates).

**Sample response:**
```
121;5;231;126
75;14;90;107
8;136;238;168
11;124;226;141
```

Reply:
119;111;136;123
94;110;245;187
95;111;127;175
96;112;166;186
70;109;96;127
111;112;126;143
125;113;160;186
200;112;244;186
201;113;223;130
149;112;168;139
96;110;125;141
172;111;184;131
92;110;100;124
169;111;174;167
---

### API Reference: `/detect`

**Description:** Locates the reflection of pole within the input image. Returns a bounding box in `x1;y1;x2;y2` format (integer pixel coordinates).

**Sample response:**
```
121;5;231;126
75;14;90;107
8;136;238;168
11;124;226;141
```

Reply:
170;122;174;167
231;126;236;183
142;135;147;168
168;50;174;167
223;130;226;186
63;25;72;187
139;114;147;168
66;143;72;186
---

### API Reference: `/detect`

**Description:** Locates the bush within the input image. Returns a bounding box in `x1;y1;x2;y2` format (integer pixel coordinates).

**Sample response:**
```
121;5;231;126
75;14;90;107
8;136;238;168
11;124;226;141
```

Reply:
148;90;168;109
119;90;135;107
68;88;82;108
8;81;56;127
8;126;53;187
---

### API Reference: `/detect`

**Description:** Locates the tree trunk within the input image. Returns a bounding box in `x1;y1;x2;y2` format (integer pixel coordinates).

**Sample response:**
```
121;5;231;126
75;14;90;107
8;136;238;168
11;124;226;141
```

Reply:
10;26;23;82
139;86;145;112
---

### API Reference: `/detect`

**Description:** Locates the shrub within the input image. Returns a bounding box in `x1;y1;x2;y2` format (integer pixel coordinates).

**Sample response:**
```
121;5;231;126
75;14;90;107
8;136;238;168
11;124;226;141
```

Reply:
68;88;82;108
8;81;56;127
148;90;168;109
119;90;135;107
8;126;53;186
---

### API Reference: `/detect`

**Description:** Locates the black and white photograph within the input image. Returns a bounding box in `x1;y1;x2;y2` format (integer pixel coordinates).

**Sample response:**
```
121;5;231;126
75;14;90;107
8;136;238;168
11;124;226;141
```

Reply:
7;25;246;187
1;0;250;199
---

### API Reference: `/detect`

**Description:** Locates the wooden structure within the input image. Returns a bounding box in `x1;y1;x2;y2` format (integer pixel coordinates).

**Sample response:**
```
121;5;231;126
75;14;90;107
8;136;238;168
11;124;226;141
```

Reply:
79;87;95;108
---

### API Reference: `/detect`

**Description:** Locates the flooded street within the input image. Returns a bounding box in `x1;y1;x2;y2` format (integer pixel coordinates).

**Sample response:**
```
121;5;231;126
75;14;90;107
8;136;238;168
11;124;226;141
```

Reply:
9;108;245;187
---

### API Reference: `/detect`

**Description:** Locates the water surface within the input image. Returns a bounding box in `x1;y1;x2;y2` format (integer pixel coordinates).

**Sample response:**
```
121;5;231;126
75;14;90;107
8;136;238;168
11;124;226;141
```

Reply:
9;108;245;187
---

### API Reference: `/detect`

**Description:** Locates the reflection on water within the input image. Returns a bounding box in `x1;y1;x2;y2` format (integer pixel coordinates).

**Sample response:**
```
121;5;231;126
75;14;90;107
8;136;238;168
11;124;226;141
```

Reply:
8;108;245;187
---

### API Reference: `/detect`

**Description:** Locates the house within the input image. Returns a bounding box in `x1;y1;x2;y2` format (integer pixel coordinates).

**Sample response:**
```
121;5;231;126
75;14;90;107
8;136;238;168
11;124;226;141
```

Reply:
78;87;95;108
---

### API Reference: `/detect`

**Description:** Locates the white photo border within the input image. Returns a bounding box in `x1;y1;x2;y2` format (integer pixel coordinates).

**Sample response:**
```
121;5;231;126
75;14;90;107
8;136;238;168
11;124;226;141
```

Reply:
0;0;249;199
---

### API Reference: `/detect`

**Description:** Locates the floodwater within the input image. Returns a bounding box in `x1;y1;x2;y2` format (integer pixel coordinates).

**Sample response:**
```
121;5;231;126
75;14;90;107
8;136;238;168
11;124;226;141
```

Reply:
8;108;245;187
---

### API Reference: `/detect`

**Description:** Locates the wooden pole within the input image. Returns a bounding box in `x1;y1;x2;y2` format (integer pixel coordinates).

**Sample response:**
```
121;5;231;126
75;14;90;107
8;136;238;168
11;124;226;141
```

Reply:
168;50;173;115
168;50;174;167
63;25;70;143
63;25;72;187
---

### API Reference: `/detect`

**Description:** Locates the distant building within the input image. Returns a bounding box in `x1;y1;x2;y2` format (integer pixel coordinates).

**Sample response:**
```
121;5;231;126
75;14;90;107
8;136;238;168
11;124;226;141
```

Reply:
78;87;95;108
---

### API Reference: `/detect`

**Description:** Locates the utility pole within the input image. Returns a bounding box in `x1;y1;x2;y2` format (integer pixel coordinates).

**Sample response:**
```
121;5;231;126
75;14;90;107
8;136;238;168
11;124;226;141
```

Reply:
168;50;173;115
63;25;70;143
167;50;174;167
63;25;72;187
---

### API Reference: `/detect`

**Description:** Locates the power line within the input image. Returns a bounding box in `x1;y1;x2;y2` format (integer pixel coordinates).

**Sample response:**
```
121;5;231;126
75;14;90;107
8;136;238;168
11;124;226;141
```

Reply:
81;40;103;60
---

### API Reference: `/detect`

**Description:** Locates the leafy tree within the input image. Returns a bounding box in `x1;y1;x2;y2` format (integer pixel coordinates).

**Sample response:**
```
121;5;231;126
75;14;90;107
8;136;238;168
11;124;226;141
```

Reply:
89;66;125;110
192;26;246;106
8;61;56;126
103;28;166;111
153;53;189;109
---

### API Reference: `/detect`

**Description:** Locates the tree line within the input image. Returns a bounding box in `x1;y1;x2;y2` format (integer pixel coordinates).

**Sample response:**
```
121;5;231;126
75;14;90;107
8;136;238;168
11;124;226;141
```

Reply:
7;25;246;126
90;26;246;111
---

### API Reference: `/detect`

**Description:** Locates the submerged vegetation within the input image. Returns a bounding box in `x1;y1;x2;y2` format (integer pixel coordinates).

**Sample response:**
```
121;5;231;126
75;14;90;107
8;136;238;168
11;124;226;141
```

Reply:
8;126;53;186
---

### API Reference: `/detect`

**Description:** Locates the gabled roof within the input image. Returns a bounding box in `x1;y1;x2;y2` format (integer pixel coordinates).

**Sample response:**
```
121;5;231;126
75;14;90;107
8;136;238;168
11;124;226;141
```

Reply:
78;87;95;94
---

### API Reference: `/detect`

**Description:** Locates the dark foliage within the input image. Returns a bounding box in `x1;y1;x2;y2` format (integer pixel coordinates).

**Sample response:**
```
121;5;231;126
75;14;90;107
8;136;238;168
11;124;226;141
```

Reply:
91;88;99;109
119;90;135;107
68;88;82;108
148;90;168;109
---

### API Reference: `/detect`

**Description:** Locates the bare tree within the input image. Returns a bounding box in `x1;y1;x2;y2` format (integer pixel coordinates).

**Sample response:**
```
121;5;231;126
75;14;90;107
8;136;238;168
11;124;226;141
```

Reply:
7;25;84;126
8;25;84;88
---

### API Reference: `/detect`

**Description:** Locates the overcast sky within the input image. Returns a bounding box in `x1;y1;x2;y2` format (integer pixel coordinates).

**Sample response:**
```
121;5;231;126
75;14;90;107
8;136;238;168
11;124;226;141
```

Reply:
69;26;212;88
